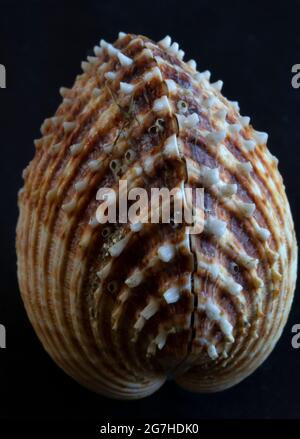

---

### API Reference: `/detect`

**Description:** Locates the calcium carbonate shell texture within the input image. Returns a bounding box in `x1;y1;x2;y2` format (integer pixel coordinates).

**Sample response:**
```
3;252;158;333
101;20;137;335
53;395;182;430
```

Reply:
16;33;297;399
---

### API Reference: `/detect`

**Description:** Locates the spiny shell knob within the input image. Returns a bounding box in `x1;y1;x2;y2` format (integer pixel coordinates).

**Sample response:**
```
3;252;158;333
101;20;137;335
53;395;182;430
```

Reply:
16;33;297;399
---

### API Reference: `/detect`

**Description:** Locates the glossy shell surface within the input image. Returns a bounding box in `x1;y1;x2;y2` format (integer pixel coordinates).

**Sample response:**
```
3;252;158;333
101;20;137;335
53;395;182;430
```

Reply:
16;33;297;399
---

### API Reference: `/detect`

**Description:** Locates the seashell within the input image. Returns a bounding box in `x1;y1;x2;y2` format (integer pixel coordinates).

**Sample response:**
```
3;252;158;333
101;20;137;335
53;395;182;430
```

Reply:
16;32;297;399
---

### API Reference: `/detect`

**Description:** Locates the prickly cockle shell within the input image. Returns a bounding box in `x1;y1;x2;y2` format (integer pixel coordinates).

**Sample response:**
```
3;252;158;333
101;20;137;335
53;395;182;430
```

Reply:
16;32;297;399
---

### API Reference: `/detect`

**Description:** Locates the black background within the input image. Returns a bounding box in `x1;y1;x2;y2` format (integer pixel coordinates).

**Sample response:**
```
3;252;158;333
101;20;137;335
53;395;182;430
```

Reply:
0;0;300;421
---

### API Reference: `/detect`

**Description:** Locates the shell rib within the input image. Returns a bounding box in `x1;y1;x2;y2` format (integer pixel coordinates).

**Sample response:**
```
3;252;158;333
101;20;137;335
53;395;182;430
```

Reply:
16;33;297;399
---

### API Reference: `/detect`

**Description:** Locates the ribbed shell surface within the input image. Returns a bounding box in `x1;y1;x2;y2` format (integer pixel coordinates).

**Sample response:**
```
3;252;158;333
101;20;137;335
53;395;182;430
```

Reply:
16;33;297;399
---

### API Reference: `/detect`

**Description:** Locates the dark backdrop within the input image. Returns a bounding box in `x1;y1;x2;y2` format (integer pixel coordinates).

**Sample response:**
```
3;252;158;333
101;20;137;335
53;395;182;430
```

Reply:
0;0;299;421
